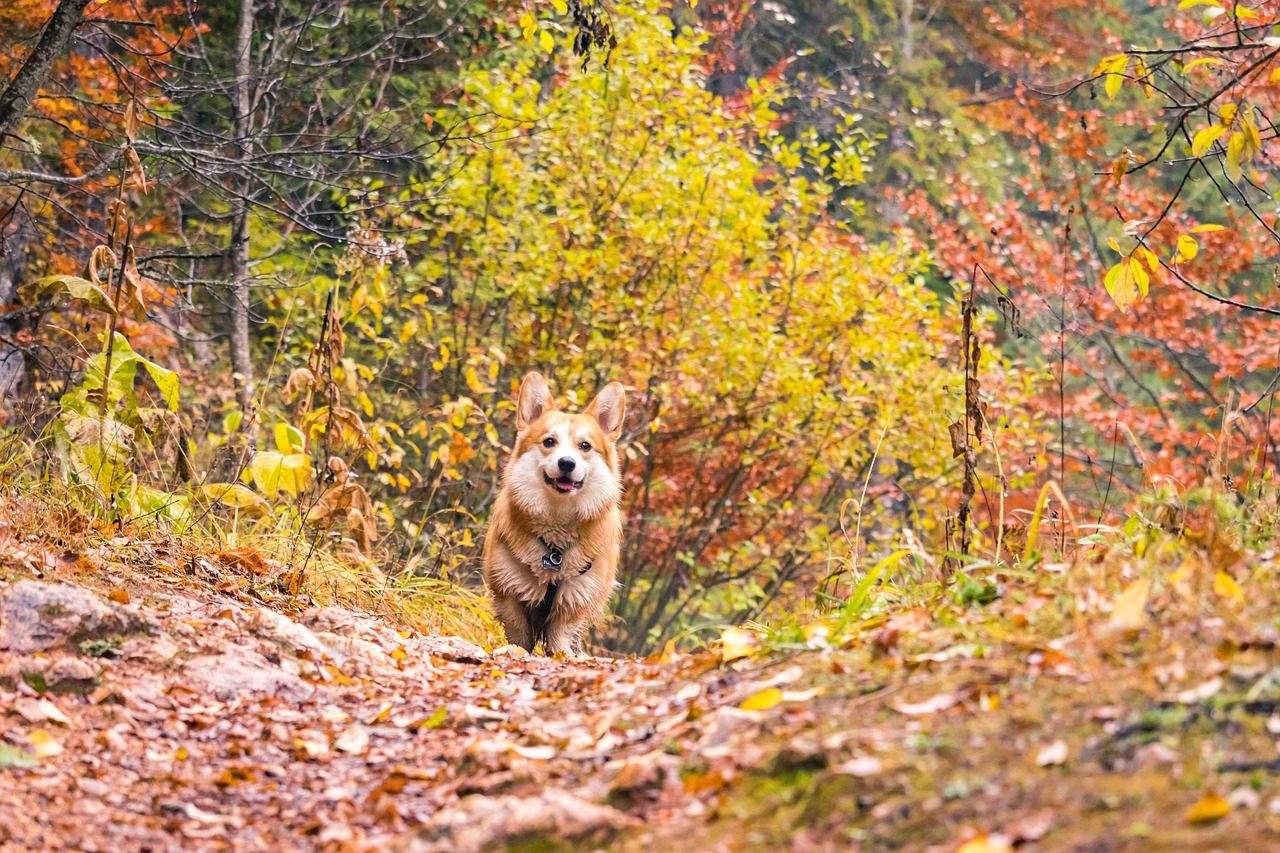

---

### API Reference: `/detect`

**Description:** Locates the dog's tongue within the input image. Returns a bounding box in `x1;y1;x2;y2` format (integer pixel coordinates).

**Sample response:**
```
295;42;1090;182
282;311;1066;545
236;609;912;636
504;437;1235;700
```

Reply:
553;476;576;492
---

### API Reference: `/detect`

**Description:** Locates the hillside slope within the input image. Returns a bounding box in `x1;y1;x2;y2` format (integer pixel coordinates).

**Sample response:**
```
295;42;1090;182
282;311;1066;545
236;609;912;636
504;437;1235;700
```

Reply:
2;495;1279;851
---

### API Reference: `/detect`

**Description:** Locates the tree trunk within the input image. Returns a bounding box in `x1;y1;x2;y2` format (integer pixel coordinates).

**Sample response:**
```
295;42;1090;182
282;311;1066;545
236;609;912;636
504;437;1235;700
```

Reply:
900;0;915;63
0;211;33;403
229;0;255;414
0;0;93;143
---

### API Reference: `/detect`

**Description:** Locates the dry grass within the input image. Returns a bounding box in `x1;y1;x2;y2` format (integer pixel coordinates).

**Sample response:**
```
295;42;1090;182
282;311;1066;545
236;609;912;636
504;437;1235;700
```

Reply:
0;478;497;646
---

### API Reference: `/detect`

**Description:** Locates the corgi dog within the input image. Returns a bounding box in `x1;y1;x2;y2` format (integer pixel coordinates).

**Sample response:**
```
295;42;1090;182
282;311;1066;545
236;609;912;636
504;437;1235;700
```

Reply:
482;372;626;655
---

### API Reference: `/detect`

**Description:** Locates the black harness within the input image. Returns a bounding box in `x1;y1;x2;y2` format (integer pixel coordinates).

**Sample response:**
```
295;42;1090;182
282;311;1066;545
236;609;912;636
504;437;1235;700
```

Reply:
530;538;592;649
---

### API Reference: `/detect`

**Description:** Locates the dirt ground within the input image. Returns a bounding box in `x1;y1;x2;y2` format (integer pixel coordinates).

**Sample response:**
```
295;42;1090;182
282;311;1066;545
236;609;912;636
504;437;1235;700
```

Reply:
2;505;1280;852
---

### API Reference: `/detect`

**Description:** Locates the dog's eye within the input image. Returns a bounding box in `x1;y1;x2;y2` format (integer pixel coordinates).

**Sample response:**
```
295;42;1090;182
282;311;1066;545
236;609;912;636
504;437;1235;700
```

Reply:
578;441;592;453
542;437;556;448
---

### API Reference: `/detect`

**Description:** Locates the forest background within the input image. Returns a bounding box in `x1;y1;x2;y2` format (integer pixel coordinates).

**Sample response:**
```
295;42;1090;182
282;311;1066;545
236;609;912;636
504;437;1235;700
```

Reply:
2;0;1278;654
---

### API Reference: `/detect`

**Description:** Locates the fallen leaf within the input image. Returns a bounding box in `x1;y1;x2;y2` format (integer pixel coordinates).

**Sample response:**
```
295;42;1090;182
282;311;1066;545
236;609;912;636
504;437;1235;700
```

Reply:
832;755;883;777
739;687;782;711
646;639;679;663
718;626;760;662
1003;809;1055;843
1035;739;1068;767
214;767;256;788
1229;786;1262;810
0;745;37;768
27;729;63;759
334;724;370;754
1214;570;1244;603
1187;790;1230;824
1172;677;1222;704
107;589;130;604
14;697;71;726
955;833;1012;853
366;703;394;724
1108;578;1150;632
184;803;228;825
320;705;351;723
296;731;329;758
377;770;410;795
511;743;556;760
409;707;447;730
892;693;958;716
908;645;978;663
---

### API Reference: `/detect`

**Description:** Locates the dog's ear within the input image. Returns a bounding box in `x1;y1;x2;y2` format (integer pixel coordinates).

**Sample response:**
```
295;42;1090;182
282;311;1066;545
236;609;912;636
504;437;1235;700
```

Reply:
517;372;554;431
586;382;626;440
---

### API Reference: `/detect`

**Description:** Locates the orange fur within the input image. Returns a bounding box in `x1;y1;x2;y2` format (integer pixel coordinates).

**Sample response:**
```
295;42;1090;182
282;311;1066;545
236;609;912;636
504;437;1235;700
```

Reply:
482;373;625;654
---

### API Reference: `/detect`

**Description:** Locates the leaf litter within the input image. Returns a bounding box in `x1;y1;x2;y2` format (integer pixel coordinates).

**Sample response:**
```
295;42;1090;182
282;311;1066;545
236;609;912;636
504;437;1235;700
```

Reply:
4;511;1280;850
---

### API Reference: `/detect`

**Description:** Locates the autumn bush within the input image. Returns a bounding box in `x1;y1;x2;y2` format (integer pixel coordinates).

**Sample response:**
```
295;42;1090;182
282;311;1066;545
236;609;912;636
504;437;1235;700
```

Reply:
309;1;1053;651
1;0;1060;653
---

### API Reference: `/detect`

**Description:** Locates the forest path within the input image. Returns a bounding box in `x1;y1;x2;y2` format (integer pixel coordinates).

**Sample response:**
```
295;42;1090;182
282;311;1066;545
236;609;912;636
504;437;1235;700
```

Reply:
2;510;1280;851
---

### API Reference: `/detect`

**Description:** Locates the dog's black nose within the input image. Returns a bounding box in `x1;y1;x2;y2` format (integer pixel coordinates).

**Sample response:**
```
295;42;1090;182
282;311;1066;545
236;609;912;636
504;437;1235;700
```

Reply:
557;457;576;473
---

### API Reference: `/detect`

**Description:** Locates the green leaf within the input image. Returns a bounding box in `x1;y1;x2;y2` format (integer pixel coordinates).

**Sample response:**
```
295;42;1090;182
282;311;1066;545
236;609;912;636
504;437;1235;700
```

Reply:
18;275;117;315
199;483;269;511
81;334;141;411
275;422;305;454
249;451;312;497
140;359;179;412
0;745;38;769
59;413;134;494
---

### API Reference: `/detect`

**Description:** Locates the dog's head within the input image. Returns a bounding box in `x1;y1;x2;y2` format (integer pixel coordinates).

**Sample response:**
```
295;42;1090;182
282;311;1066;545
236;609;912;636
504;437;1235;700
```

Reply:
505;372;626;519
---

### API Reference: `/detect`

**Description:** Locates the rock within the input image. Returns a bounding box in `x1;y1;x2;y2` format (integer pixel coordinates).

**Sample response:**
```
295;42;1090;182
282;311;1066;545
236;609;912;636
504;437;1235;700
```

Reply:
301;606;405;648
43;656;101;694
246;607;327;657
609;751;678;795
698;706;758;756
183;648;317;702
120;632;181;664
313;631;390;668
0;581;149;654
0;654;99;695
416;636;487;663
394;789;639;853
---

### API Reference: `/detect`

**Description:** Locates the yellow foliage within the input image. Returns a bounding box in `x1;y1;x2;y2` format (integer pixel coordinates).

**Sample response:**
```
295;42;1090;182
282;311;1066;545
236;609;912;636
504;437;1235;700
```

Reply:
330;0;1014;640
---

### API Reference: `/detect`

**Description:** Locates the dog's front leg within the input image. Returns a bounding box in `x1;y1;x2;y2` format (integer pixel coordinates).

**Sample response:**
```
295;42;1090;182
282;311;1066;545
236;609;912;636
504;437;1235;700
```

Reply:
543;618;583;657
492;594;534;651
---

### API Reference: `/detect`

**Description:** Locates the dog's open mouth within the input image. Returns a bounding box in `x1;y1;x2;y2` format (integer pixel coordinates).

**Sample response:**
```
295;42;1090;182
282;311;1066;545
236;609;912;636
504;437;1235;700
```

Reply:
544;473;584;493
